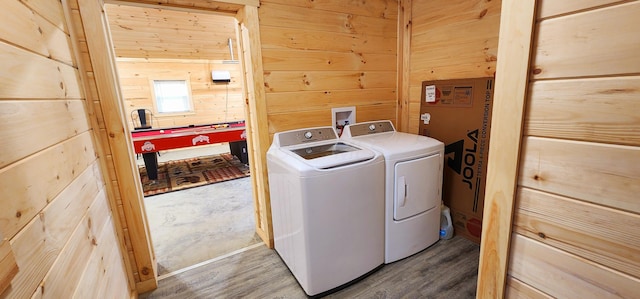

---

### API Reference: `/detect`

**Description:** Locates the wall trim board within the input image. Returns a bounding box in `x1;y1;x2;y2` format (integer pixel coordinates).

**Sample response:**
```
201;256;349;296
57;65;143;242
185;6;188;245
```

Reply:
115;57;235;64
476;0;537;297
237;5;273;247
106;0;258;15
396;0;410;132
75;0;157;292
61;0;137;290
73;0;271;294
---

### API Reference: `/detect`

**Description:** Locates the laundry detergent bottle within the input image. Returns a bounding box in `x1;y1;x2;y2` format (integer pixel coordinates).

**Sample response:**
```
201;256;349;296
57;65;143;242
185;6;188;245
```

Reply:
440;203;454;240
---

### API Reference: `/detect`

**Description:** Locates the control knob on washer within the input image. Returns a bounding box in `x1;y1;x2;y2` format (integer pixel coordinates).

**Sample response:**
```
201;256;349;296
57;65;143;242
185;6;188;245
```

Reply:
304;131;313;139
369;124;376;131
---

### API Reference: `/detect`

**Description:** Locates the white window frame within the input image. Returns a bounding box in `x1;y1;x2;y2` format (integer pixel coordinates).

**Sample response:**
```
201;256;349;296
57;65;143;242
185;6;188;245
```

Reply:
150;79;194;115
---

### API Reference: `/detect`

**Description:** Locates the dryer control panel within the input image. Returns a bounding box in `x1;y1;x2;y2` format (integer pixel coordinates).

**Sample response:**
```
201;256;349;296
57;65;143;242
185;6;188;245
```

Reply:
276;127;338;147
344;120;395;137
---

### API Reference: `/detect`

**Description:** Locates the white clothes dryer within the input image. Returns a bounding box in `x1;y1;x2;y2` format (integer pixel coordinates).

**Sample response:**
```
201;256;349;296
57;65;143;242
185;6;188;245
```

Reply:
342;120;444;263
267;126;385;296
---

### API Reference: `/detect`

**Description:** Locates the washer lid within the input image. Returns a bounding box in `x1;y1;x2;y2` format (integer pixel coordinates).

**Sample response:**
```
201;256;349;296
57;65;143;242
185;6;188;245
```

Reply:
291;142;360;160
287;142;375;169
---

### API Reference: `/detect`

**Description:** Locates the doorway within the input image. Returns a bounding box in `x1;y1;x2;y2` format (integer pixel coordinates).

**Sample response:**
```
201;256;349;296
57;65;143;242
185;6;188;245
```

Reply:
75;0;271;291
103;3;260;276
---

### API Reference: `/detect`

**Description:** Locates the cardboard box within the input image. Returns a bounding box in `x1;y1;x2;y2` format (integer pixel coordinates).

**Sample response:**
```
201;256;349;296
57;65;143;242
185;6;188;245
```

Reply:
419;78;494;243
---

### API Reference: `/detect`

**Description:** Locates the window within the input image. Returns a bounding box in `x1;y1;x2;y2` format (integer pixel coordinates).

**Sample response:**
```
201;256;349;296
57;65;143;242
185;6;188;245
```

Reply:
152;80;192;113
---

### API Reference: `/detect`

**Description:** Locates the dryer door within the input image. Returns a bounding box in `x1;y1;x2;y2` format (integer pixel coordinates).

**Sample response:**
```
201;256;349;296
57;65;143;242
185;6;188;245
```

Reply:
394;154;441;221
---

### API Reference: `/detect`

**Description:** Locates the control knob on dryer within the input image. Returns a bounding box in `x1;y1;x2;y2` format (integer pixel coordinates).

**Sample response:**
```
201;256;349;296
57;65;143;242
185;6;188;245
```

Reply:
368;124;376;131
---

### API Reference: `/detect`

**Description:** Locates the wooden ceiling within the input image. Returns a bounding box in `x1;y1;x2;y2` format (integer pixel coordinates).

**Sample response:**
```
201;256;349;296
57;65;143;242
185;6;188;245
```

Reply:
105;4;238;60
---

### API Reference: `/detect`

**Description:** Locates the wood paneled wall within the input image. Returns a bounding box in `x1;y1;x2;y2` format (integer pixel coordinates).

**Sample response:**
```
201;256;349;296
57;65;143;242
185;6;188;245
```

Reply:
106;4;245;130
403;0;502;133
0;0;132;297
116;59;244;129
259;0;398;136
503;1;640;297
105;4;239;60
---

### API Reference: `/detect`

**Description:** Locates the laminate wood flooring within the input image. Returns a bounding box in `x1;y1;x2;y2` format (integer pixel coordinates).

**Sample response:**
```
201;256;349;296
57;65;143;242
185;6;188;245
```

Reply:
141;235;479;299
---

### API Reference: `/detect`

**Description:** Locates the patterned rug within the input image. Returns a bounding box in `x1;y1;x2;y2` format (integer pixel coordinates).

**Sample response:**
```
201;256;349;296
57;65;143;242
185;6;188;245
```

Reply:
139;153;250;197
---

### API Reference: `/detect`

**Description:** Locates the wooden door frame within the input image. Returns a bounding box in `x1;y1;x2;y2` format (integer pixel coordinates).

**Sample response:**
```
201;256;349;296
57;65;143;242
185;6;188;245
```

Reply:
75;0;270;293
476;0;537;297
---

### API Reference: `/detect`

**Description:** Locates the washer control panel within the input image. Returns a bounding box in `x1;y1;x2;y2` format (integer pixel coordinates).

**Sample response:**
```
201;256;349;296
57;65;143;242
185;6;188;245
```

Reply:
346;120;396;137
304;131;314;139
277;127;338;147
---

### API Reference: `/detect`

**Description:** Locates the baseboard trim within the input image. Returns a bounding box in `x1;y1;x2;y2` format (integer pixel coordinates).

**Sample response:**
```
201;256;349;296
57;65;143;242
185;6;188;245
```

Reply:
158;242;264;281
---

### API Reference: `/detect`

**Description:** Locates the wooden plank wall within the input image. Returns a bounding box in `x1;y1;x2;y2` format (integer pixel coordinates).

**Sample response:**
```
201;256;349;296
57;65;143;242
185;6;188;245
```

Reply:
105;4;239;60
404;0;502;133
116;59;244;129
0;0;132;298
259;0;398;137
505;1;640;297
105;4;244;130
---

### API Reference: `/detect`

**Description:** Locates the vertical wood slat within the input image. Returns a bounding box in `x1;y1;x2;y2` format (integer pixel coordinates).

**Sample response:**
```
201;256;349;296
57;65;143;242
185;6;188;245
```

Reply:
396;0;410;132
476;0;536;297
237;5;273;247
76;0;157;290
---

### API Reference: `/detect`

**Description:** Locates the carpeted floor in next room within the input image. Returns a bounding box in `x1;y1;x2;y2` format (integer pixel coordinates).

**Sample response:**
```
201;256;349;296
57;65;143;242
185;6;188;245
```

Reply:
139;144;261;276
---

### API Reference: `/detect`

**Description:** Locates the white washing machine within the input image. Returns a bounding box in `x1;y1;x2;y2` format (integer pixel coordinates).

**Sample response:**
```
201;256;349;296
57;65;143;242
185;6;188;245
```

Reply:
266;126;385;296
341;120;444;263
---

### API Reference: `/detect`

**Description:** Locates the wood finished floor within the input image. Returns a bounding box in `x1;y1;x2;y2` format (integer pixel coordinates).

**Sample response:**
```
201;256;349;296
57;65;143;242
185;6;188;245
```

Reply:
141;235;479;299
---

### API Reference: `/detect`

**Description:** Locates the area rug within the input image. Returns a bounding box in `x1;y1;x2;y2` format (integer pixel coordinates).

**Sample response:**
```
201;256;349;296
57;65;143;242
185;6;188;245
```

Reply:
139;153;250;196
